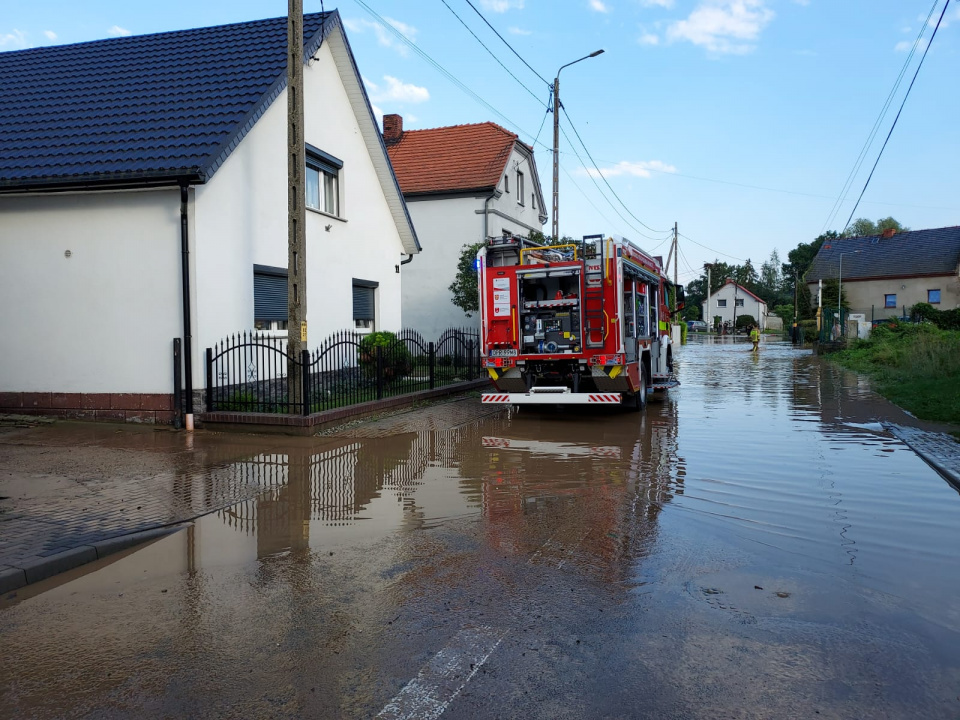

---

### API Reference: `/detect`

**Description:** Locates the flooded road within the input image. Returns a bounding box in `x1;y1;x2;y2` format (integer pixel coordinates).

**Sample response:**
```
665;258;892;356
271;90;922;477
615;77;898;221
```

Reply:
2;338;960;718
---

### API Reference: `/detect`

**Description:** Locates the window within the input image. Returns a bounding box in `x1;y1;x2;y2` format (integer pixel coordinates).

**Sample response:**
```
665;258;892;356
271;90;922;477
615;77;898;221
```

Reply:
884;294;897;308
717;299;727;308
353;279;378;330
253;265;288;331
928;289;941;304
504;174;509;193
735;298;744;307
517;171;524;205
305;146;342;217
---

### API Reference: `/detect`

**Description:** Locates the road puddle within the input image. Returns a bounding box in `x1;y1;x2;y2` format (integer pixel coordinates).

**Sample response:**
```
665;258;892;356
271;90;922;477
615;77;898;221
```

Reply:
3;338;960;718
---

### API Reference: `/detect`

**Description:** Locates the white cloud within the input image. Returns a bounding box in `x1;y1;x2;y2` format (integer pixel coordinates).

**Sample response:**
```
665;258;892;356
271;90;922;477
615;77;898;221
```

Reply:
108;25;131;37
372;103;384;126
666;0;774;55
638;32;660;45
0;29;30;49
590;0;611;12
44;30;57;41
895;38;927;53
585;160;677;178
368;75;429;104
508;26;532;35
639;0;673;6
479;0;525;12
342;16;417;56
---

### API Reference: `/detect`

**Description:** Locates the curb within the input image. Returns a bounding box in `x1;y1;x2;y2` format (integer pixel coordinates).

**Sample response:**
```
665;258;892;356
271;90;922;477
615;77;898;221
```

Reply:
0;525;187;595
885;424;960;492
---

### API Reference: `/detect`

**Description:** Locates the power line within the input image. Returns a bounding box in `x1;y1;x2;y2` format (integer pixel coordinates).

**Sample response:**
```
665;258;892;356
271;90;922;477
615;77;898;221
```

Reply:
822;0;941;233
840;0;950;234
531;87;552;150
438;0;545;106
462;0;551;87
679;232;745;263
560;105;671;235
352;0;541;145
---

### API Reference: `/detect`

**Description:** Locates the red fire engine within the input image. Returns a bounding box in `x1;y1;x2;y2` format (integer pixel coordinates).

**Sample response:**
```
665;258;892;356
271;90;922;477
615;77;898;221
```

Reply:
478;233;682;409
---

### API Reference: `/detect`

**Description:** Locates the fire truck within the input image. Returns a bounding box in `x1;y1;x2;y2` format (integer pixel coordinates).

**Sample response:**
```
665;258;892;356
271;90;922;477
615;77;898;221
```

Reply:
478;233;682;409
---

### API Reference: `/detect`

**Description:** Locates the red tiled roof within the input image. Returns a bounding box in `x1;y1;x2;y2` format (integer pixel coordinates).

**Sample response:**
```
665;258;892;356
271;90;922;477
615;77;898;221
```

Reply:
386;122;518;195
722;278;765;304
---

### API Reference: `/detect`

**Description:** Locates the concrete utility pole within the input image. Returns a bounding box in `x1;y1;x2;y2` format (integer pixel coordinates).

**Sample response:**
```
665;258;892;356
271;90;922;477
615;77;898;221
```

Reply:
673;222;678;312
287;0;307;410
704;263;712;330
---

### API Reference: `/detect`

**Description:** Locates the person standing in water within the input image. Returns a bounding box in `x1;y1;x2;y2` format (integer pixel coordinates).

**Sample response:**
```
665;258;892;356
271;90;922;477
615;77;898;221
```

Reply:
750;324;760;352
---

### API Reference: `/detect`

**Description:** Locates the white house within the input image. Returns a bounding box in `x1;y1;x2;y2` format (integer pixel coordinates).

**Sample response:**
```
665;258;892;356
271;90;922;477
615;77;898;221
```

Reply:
383;115;548;340
702;279;769;331
0;11;419;423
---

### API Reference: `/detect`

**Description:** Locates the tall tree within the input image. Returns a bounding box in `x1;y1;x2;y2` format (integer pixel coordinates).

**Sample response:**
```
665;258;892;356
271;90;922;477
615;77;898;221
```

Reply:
844;216;908;237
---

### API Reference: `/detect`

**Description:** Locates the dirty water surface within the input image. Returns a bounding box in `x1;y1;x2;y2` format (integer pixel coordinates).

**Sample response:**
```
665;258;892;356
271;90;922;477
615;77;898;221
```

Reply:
2;337;960;719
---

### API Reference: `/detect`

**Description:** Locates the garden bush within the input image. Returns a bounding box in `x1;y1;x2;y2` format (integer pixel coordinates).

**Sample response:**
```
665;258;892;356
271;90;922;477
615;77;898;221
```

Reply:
358;331;412;381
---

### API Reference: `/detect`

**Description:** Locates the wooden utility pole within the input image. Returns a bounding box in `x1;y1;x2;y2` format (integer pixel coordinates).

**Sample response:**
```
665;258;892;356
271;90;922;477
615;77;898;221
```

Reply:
287;0;307;410
705;263;712;330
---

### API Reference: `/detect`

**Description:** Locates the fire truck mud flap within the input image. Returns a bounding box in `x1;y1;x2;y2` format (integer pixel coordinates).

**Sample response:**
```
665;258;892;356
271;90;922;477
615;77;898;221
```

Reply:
481;388;622;405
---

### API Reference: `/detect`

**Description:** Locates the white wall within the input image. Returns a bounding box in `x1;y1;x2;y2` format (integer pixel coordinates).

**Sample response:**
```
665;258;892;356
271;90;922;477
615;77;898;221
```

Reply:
192;34;408;385
0;190;183;393
401;146;546;341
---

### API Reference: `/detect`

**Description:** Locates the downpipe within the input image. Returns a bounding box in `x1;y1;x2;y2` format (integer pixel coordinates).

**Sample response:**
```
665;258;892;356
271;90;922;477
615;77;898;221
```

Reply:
180;182;194;431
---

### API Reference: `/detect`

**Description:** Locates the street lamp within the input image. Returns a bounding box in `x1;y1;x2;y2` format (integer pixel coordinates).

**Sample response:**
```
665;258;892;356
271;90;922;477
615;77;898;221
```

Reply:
838;250;861;335
552;49;604;242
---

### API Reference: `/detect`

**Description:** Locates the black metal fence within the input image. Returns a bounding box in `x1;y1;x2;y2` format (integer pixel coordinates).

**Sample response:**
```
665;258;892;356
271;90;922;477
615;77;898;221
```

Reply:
206;327;480;415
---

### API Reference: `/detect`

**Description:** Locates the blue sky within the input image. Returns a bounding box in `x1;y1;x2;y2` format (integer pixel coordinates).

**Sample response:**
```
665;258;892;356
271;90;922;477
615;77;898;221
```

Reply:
3;0;958;285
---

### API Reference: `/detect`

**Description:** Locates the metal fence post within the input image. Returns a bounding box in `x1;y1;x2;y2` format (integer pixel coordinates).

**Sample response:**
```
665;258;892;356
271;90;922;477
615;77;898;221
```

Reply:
467;339;475;380
301;349;310;415
429;341;435;390
376;346;384;400
205;347;213;413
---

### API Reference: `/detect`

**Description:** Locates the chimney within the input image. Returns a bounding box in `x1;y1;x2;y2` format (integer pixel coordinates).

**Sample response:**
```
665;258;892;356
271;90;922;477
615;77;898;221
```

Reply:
881;227;896;239
383;114;403;144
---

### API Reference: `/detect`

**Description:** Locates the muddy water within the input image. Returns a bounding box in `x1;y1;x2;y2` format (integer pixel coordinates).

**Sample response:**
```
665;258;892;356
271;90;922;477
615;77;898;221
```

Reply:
2;338;960;719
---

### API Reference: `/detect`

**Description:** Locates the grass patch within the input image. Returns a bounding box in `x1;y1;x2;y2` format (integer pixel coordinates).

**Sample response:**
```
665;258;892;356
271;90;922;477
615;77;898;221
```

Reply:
831;323;960;426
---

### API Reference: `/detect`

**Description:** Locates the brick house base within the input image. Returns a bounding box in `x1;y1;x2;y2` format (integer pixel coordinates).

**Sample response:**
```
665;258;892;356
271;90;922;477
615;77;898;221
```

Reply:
0;393;177;424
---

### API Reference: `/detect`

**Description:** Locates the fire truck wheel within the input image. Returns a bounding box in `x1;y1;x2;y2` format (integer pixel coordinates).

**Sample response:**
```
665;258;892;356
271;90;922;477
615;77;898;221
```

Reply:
630;367;648;412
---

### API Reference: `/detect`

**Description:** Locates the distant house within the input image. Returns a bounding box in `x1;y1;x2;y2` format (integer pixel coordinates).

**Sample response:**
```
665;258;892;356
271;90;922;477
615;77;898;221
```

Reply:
383;115;547;340
703;279;769;330
805;226;960;319
0;12;418;423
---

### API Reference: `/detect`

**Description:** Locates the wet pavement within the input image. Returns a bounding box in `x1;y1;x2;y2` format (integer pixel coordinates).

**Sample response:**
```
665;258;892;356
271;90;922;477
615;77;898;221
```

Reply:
2;337;960;718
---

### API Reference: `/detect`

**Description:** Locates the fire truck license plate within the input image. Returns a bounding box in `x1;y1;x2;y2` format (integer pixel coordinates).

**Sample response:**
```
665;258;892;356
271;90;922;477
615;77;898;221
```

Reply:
490;349;518;357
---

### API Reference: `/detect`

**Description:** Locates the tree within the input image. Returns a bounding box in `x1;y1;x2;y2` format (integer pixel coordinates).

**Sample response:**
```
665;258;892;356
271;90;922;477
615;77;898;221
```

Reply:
844;216;908;237
449;241;486;316
449;231;573;315
758;249;784;306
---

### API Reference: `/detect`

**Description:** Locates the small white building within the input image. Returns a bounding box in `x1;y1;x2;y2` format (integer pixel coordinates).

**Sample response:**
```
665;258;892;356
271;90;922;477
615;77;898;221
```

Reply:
383;115;548;340
702;279;769;330
0;12;418;422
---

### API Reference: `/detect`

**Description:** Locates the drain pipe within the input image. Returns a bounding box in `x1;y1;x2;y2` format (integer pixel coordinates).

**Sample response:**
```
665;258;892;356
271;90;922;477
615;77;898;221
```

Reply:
482;190;497;242
179;182;194;431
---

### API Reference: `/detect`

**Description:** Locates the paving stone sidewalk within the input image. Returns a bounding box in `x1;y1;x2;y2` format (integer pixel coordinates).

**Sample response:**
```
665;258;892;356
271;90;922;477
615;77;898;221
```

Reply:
885;424;960;491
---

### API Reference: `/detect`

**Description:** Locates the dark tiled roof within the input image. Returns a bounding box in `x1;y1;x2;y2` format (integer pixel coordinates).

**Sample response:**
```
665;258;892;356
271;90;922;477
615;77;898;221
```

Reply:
386;122;518;195
806;226;960;282
0;12;333;190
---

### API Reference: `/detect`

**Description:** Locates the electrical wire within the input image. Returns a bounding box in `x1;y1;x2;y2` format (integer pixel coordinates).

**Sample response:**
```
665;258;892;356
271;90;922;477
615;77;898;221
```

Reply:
462;0;551;86
840;0;950;234
822;0;941;233
352;0;541;144
531;89;552;153
439;0;546;106
560;105;671;235
679;232;745;263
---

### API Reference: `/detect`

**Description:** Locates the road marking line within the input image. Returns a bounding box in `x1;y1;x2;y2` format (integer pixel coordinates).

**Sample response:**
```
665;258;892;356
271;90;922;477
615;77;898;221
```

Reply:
376;626;505;720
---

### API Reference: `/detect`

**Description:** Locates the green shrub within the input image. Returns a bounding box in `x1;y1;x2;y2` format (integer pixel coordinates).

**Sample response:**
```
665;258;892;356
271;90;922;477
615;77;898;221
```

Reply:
735;314;756;331
679;321;688;344
358;331;412;380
